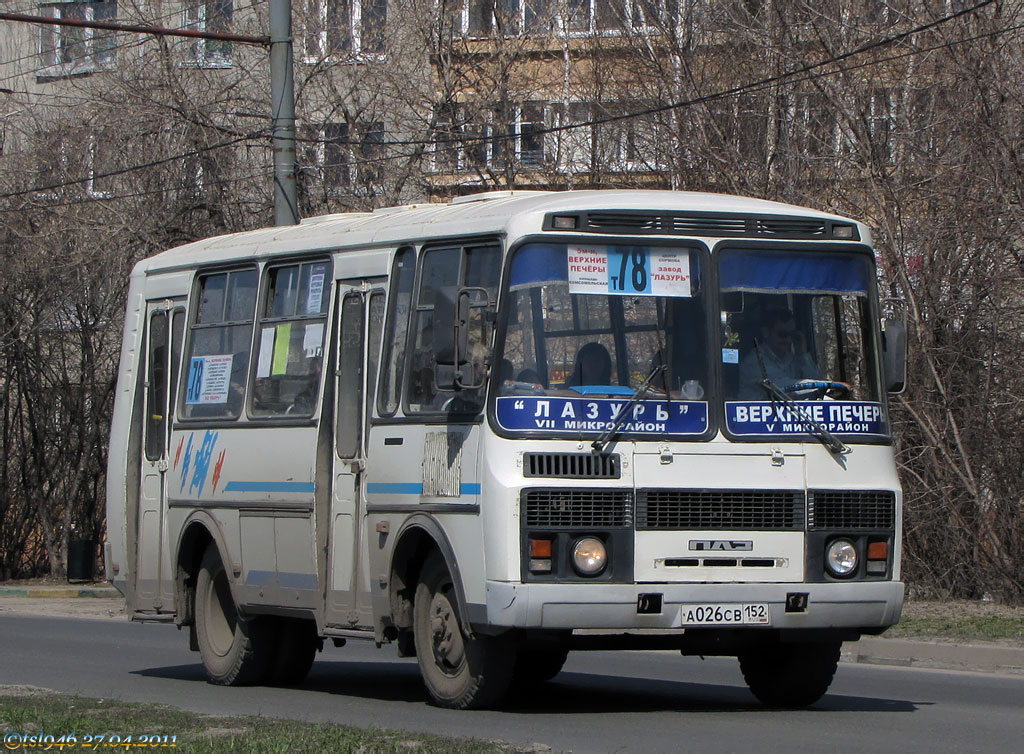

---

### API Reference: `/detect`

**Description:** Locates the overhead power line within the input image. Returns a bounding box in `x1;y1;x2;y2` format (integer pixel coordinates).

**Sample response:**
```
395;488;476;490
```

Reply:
0;11;269;46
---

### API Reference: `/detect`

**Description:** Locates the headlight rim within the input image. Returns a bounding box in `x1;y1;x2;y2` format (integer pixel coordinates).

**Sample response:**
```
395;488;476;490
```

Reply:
571;535;608;577
825;537;859;578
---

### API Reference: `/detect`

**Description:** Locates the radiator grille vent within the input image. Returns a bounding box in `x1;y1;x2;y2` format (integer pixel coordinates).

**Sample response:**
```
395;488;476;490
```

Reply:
553;211;855;240
523;452;620;479
522;488;633;528
808;490;896;530
755;218;827;236
636;489;805;530
586;212;661;231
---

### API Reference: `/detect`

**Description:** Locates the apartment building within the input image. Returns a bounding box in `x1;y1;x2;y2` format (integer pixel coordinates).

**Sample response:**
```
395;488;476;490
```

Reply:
0;0;993;211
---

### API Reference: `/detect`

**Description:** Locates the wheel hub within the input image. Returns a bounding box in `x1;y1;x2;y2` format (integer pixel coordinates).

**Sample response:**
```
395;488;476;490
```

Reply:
428;592;465;672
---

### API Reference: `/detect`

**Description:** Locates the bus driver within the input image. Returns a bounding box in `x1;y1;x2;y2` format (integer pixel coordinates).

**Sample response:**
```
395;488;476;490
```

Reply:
739;308;820;399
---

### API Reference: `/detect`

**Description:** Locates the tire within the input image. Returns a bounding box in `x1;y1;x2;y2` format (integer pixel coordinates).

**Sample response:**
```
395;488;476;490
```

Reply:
413;553;515;709
512;645;570;685
265;617;320;686
194;545;273;686
738;641;842;708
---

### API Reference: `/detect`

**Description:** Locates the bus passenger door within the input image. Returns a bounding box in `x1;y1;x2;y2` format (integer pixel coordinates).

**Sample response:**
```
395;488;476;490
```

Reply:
136;299;185;610
326;284;385;627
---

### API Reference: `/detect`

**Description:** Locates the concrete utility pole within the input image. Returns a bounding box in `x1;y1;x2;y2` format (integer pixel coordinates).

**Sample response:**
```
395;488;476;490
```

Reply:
269;0;299;226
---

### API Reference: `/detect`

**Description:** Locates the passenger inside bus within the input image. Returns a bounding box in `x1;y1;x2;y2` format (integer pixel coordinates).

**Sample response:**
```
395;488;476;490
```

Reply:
567;342;612;387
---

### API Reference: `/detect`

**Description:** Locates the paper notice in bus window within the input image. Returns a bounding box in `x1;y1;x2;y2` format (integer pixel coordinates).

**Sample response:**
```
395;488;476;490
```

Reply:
272;323;292;375
303;322;324;358
257;327;275;378
567;247;609;295
185;354;232;404
306;269;326;314
649;250;691;297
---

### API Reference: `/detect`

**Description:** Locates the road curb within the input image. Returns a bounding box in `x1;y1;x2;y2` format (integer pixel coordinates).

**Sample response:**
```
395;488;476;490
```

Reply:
843;636;1024;675
0;585;120;599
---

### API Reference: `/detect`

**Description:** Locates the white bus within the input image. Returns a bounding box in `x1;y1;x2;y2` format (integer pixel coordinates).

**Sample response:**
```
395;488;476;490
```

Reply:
106;189;906;709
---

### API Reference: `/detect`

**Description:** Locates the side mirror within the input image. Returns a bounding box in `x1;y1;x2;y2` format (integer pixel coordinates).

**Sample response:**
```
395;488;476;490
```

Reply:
433;286;485;391
882;318;907;394
433;287;461;366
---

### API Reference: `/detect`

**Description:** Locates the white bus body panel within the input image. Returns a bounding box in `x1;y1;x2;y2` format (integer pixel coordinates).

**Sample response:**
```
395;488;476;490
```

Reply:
105;190;897;645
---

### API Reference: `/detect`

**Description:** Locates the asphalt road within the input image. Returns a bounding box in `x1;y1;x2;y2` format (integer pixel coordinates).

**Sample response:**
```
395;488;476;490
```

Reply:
1;614;1022;753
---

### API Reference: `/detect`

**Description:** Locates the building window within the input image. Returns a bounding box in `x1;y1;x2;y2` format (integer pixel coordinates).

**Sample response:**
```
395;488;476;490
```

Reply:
302;0;387;57
86;132;117;198
301;122;352;191
431;103;547;172
867;88;895;163
38;0;117;77
183;0;233;67
301;121;385;193
568;0;673;33
462;0;562;35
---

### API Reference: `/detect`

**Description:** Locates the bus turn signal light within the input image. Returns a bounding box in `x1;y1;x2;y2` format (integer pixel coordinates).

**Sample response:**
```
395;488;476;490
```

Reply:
529;538;553;573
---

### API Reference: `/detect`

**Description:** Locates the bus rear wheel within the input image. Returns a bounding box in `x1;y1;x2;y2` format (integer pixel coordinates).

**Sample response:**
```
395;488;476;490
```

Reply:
266;617;320;686
738;640;841;708
513;637;570;685
413;554;515;709
194;544;272;685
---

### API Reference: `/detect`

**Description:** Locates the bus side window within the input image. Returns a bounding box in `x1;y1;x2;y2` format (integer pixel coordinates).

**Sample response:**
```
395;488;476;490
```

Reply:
379;247;415;417
404;243;500;413
407;248;460;411
249;260;331;417
336;294;364;458
366;291;385;432
181;268;258;420
145;311;169;461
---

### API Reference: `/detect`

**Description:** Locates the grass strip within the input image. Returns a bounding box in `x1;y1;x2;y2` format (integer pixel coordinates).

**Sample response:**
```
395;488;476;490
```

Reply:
886;615;1024;644
0;690;515;753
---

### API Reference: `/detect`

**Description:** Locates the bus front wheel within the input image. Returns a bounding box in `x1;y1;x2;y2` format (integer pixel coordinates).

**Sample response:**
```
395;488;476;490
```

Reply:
194;544;272;685
738;640;841;708
413;553;515;709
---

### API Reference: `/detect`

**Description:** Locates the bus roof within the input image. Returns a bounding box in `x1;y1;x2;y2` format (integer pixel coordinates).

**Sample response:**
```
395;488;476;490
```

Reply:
136;190;869;274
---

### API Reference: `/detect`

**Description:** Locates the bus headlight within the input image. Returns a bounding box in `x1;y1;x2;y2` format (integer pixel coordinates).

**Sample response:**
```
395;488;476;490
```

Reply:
572;537;607;576
825;539;858;577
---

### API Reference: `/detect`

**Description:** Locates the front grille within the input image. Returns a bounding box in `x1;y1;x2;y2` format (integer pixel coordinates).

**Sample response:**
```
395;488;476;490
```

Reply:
636;489;805;530
523;452;621;479
808;490;896;529
522;488;632;528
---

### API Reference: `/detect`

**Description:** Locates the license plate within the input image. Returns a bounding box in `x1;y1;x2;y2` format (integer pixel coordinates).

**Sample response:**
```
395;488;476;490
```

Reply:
679;603;770;626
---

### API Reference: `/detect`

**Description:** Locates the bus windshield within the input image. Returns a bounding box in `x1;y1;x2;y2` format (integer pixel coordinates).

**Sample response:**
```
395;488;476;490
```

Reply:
493;242;888;442
719;247;887;439
493;242;711;438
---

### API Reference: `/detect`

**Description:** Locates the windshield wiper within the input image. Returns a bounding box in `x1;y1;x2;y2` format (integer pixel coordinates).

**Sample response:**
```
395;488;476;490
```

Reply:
759;377;849;457
591;364;665;454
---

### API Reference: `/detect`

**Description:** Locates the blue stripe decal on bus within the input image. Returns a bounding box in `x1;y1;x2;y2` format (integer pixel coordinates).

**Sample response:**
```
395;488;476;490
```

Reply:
366;482;423;494
366;482;482;495
223;481;316;493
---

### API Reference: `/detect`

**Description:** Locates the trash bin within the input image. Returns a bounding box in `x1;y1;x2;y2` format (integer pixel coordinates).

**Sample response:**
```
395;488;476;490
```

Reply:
67;538;95;582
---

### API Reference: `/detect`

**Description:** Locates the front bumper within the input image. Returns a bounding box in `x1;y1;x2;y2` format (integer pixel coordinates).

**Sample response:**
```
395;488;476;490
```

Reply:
482;579;904;631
